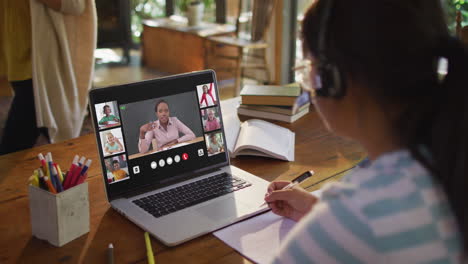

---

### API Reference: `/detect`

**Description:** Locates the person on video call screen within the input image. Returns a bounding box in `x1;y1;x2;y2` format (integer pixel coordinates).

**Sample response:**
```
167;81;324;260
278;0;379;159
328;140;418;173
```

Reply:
98;104;120;126
104;131;124;155
111;160;128;181
199;84;216;107
138;100;195;153
204;108;221;131
207;133;224;155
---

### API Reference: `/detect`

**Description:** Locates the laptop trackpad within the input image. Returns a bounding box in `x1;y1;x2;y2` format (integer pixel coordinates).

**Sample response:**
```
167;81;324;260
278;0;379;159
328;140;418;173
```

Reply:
195;197;251;222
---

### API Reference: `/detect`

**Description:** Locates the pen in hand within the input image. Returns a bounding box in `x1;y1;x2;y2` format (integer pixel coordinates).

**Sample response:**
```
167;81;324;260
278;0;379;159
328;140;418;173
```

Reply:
260;170;315;207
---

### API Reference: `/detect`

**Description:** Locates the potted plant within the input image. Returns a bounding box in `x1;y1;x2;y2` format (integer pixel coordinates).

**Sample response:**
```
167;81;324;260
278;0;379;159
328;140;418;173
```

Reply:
178;0;213;26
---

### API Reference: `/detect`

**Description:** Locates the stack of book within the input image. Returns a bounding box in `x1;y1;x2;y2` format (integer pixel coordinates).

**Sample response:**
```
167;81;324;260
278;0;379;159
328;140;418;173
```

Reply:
238;83;310;123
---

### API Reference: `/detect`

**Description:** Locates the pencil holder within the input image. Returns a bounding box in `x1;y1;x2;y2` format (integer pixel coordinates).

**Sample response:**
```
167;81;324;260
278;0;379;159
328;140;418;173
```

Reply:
28;182;90;247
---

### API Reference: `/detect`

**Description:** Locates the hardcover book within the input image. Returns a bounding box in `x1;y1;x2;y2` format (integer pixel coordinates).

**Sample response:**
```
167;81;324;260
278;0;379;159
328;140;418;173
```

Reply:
240;84;301;106
237;105;309;123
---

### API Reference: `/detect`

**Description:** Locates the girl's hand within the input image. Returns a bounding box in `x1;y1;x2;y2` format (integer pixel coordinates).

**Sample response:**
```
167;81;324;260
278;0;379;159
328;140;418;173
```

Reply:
264;181;319;221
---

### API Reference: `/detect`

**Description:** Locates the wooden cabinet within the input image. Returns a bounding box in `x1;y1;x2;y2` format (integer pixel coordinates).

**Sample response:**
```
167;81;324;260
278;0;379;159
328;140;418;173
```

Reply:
141;17;235;74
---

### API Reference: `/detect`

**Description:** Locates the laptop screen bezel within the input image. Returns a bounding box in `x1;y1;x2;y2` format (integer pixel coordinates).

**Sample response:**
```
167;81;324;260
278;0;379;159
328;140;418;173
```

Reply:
88;70;230;201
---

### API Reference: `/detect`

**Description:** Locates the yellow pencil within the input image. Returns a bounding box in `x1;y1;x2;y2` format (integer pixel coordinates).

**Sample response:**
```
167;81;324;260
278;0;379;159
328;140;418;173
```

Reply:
144;232;155;264
56;164;64;182
29;174;39;187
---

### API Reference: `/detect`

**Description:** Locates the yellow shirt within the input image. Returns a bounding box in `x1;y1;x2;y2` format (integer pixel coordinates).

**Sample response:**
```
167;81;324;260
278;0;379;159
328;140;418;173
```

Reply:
112;169;128;181
0;0;32;81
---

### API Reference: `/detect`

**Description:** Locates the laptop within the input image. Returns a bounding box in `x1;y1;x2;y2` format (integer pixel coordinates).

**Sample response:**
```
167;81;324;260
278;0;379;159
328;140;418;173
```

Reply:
89;70;270;246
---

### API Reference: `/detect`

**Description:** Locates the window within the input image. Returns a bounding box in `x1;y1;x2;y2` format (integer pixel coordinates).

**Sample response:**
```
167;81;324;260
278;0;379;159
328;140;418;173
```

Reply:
131;0;167;42
294;0;315;82
442;0;468;34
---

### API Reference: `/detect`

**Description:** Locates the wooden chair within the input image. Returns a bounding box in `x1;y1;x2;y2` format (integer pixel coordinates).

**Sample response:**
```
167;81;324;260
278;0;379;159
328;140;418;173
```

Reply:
456;11;468;46
208;0;276;96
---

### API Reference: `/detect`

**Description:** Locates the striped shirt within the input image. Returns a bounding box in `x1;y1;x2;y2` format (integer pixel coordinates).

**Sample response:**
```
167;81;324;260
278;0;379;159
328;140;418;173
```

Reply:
271;150;462;264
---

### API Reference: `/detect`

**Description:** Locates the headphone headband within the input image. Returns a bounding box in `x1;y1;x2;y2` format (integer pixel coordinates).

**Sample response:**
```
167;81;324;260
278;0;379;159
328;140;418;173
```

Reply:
317;0;333;62
315;0;346;98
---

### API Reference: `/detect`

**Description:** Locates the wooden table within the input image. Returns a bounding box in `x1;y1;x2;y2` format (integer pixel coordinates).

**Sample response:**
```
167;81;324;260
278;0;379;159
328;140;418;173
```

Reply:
0;107;366;263
142;17;235;74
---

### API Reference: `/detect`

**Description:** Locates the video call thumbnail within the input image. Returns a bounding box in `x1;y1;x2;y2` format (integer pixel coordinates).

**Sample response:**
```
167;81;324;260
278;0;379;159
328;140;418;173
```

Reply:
201;107;221;132
197;83;217;108
95;101;121;130
100;127;126;157
104;154;130;184
205;131;225;156
119;91;205;160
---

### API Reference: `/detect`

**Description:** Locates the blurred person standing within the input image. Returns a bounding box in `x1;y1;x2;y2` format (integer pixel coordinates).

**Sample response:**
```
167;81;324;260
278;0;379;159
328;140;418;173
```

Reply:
0;0;97;154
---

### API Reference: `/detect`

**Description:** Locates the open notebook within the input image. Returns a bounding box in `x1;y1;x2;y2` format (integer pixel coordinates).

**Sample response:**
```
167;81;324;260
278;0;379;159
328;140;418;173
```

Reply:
214;189;323;263
223;114;295;161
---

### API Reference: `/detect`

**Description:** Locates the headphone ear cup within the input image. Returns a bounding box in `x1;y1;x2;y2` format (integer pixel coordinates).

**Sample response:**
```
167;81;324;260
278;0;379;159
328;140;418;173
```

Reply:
317;63;345;98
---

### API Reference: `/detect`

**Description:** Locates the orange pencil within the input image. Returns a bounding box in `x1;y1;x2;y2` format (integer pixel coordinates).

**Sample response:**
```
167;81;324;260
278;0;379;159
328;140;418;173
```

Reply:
43;176;57;194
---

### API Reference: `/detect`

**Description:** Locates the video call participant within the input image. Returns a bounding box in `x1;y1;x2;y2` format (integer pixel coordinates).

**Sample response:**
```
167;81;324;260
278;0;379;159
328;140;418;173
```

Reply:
111;160;128;181
104;131;124;155
204;109;220;131
98;105;120;126
138;100;195;153
199;84;216;107
264;0;467;262
207;133;224;155
104;159;113;180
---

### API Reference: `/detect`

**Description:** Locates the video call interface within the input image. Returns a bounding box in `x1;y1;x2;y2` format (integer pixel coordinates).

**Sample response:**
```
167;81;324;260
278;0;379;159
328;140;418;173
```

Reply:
93;81;227;190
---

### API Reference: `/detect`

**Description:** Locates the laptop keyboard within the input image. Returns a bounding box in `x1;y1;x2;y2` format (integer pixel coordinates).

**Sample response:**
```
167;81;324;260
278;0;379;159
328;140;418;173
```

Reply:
132;173;252;218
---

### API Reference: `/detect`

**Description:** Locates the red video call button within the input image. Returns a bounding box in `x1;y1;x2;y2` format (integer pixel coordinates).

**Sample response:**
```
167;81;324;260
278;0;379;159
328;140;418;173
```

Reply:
182;153;189;160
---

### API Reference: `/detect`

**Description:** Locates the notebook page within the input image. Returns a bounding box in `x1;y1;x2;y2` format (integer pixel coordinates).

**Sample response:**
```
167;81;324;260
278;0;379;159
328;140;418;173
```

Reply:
220;98;242;154
213;189;322;263
235;119;294;161
223;113;241;154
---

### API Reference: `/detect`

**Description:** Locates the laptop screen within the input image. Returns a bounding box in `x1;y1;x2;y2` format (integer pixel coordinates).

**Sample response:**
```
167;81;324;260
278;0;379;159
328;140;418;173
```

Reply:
89;70;229;200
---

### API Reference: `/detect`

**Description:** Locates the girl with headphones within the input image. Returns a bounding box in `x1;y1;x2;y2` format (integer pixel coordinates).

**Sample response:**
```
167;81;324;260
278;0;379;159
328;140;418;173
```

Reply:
264;0;467;262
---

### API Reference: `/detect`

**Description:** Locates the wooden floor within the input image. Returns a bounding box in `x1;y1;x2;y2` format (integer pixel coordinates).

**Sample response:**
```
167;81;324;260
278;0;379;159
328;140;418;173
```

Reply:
93;49;238;99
